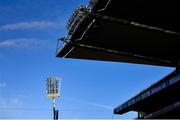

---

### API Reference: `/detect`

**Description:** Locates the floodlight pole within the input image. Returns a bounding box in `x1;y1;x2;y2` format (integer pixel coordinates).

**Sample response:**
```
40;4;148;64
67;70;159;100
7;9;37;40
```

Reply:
46;77;60;120
53;98;55;120
53;98;56;108
53;98;58;120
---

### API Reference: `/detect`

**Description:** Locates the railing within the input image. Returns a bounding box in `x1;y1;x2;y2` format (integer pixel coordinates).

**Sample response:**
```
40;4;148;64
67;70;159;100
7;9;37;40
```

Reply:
56;36;69;55
66;5;90;35
56;5;91;56
89;0;98;8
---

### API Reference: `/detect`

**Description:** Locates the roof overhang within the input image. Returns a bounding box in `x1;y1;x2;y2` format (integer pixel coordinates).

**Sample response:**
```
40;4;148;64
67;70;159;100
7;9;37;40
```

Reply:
56;0;180;67
114;70;180;116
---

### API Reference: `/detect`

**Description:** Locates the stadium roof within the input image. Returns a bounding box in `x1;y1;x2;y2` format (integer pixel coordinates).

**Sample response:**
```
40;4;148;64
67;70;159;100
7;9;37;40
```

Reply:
56;0;180;67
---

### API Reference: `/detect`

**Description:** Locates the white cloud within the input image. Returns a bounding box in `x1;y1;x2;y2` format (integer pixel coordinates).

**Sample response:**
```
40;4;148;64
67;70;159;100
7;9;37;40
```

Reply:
0;82;6;88
65;97;113;110
0;97;23;118
0;21;63;31
17;94;32;99
83;101;113;110
0;97;22;108
0;38;53;49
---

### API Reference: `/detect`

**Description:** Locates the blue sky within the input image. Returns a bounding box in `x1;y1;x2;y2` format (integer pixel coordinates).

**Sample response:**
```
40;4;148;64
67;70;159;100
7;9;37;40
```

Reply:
0;0;175;119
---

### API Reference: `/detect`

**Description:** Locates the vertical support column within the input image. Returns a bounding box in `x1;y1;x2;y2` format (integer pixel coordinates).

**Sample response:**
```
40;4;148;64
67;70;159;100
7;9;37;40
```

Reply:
56;110;59;120
53;107;56;120
138;112;146;119
138;112;143;119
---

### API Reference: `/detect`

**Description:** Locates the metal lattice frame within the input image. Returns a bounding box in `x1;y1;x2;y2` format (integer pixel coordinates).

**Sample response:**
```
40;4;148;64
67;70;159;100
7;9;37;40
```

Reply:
46;77;60;99
66;5;90;35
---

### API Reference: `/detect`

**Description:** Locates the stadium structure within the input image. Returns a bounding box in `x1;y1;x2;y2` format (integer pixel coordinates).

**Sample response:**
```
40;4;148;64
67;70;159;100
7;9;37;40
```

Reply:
56;0;180;118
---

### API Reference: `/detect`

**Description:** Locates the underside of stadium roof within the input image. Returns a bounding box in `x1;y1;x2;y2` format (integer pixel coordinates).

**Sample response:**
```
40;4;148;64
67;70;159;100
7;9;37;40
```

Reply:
56;0;180;67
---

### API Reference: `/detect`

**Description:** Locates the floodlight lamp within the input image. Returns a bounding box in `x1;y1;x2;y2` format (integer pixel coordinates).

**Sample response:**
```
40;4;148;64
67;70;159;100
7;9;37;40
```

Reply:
46;77;61;99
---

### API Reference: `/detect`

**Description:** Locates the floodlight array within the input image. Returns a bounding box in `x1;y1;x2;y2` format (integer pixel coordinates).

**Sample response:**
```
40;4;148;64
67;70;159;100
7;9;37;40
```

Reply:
66;5;90;35
46;77;60;99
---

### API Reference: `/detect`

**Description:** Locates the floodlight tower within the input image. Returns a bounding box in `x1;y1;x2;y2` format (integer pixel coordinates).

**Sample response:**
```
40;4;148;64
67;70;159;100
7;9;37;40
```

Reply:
46;77;61;120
